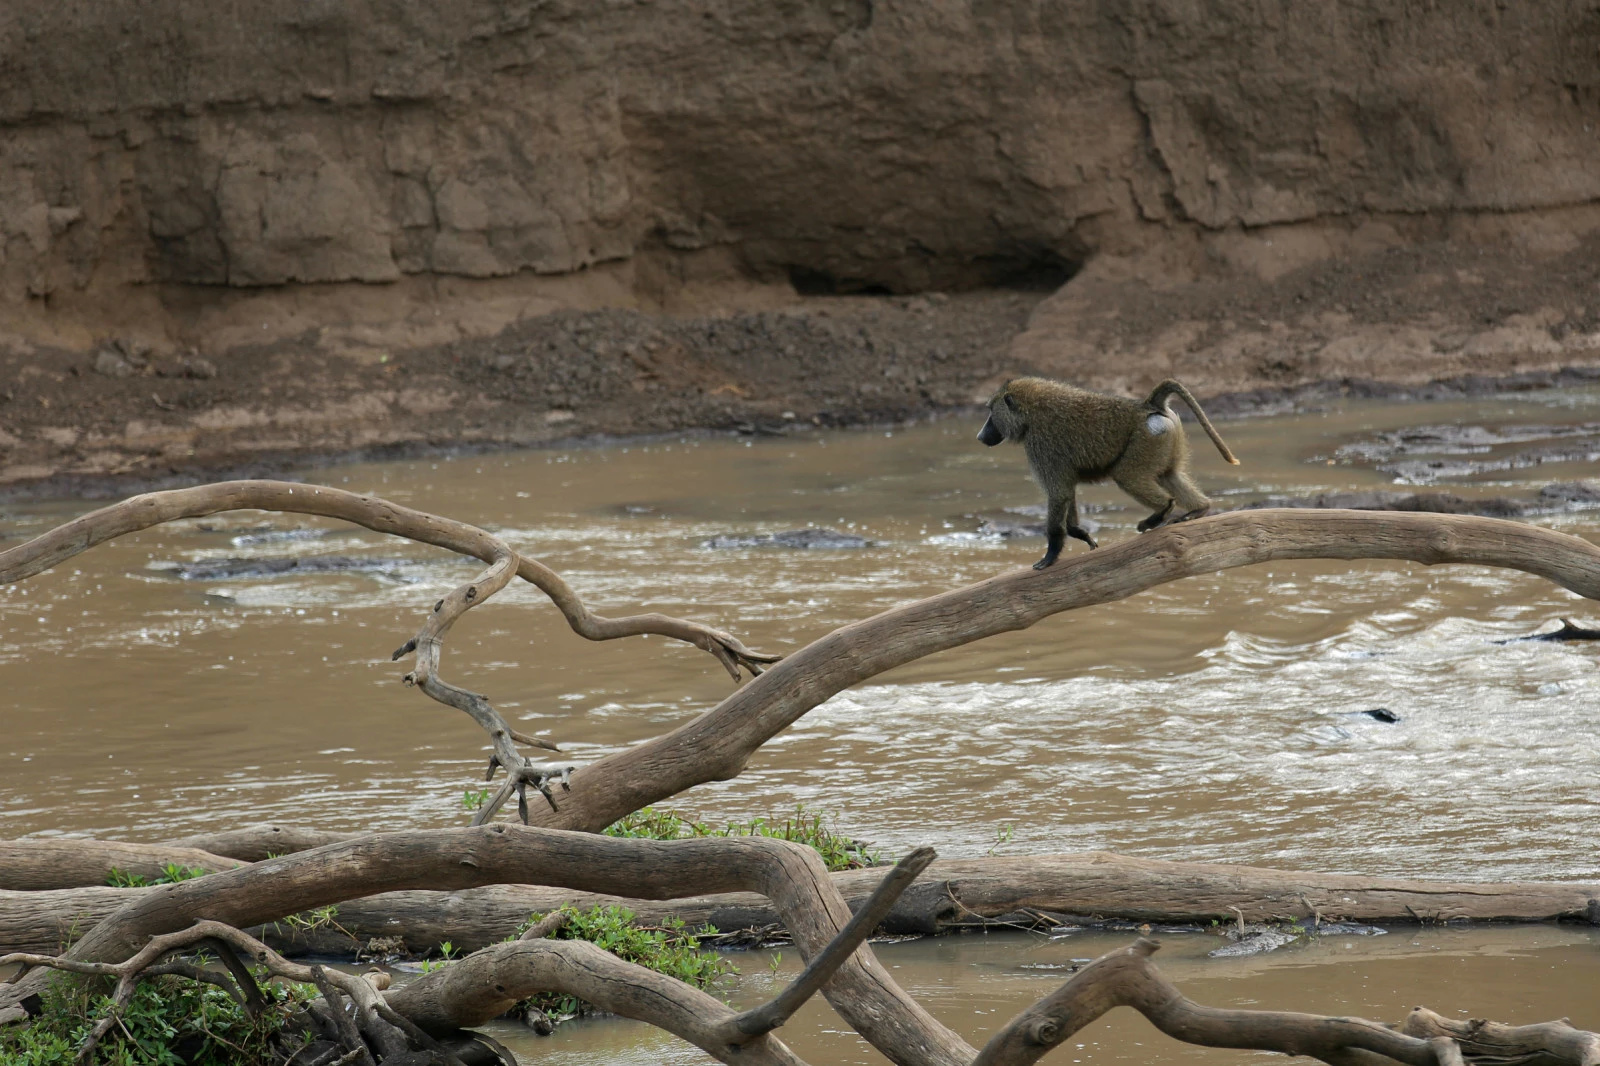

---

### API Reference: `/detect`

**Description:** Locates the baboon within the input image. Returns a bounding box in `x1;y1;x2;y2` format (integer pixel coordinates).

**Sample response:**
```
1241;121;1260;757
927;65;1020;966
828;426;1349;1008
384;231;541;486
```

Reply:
977;377;1240;569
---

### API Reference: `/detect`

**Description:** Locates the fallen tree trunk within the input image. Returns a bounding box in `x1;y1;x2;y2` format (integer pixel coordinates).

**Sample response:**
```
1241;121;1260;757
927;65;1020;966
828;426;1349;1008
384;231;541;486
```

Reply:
0;839;243;891
6;851;1595;957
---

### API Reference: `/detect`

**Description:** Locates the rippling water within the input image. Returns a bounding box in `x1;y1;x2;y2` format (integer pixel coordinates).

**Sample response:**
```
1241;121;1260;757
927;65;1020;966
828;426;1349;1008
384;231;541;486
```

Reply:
2;388;1599;887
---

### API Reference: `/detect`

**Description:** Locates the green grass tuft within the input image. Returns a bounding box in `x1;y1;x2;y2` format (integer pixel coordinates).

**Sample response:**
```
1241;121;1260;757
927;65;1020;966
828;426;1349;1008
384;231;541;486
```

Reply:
603;804;881;871
513;904;736;1021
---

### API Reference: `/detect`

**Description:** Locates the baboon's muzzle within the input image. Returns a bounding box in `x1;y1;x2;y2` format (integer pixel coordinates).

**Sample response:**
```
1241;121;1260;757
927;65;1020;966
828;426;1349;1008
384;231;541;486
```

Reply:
977;415;1004;446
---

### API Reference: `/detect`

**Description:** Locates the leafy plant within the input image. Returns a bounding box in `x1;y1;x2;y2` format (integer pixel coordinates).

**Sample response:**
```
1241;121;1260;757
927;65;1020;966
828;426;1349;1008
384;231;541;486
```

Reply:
513;904;736;1021
104;864;210;889
278;905;347;938
988;824;1015;856
461;788;491;812
604;805;881;871
0;965;316;1066
419;940;459;973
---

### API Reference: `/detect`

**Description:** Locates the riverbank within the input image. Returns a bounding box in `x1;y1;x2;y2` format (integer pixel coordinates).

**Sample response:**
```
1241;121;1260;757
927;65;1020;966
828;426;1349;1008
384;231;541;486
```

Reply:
5;227;1600;502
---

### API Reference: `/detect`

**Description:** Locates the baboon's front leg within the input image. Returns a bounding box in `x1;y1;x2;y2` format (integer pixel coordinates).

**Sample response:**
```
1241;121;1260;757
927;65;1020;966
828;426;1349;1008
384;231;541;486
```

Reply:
1037;487;1096;570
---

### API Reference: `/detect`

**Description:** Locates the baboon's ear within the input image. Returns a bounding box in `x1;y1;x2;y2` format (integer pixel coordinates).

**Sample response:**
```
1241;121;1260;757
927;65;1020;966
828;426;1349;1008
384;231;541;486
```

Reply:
1003;393;1018;412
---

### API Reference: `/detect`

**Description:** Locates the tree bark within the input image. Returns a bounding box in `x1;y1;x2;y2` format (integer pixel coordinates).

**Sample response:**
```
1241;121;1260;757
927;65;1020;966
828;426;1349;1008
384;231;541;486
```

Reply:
0;840;243;891
166;824;356;862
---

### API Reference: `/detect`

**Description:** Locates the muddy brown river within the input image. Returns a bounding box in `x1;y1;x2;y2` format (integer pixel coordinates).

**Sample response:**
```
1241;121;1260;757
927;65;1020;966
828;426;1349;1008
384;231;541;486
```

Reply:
3;387;1599;1061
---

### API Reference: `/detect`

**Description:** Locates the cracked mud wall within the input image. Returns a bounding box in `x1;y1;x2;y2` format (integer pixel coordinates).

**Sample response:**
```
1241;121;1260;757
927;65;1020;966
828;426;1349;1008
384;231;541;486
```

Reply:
6;1;1600;491
6;1;1600;309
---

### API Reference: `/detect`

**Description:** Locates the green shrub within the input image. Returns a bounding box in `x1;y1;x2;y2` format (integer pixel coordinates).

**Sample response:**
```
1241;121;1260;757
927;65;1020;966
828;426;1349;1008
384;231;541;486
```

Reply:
514;904;736;1020
0;966;315;1066
603;805;881;871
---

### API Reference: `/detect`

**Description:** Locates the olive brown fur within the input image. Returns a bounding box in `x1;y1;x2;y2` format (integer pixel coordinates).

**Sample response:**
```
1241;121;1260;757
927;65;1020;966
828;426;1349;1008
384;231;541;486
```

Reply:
977;377;1241;569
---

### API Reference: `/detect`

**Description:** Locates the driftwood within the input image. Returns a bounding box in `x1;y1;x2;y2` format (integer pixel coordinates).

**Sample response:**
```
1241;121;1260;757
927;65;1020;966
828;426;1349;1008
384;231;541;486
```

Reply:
507;509;1600;834
5;848;1597;956
971;938;1600;1066
0;839;242;891
0;481;777;825
167;824;356;862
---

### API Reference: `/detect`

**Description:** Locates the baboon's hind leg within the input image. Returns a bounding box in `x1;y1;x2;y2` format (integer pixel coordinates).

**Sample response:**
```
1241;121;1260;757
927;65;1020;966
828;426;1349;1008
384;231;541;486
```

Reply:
1114;470;1176;533
1159;469;1212;523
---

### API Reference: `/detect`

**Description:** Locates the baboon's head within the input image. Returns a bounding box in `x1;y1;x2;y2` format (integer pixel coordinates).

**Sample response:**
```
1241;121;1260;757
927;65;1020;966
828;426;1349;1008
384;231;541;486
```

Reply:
977;381;1025;446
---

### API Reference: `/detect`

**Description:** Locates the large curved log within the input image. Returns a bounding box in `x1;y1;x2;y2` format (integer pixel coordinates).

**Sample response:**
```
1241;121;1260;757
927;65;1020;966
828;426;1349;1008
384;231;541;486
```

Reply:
0;826;974;1066
523;510;1600;832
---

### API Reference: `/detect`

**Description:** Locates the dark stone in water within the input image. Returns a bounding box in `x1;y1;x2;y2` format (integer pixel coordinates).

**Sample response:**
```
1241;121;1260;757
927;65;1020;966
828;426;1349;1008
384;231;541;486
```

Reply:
1496;618;1600;644
1362;708;1400;723
154;556;410;580
1540;480;1600;504
701;528;872;550
966;510;1099;539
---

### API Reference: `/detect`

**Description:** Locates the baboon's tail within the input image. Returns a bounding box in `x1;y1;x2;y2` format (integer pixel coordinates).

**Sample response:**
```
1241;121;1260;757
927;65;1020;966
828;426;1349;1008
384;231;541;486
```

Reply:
1146;380;1241;465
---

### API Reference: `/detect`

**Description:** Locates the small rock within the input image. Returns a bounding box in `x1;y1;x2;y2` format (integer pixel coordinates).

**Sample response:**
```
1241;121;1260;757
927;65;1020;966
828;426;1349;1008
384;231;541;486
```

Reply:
113;337;151;369
93;349;134;378
1541;480;1600;504
181;355;219;380
1362;708;1400;723
545;409;576;425
152;556;410;581
1208;929;1299;958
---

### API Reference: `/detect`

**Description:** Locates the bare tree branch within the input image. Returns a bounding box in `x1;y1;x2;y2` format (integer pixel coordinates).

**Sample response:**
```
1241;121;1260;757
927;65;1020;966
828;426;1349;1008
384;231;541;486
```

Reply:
0;839;241;890
0;480;780;822
972;938;1595;1066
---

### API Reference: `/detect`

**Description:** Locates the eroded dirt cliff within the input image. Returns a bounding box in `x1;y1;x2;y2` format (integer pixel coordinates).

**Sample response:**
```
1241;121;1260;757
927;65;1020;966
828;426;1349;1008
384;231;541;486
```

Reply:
3;1;1600;490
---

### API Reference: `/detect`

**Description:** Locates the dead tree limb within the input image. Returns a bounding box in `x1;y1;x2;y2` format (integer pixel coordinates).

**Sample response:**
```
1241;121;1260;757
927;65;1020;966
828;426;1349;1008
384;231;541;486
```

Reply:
385;848;936;1063
0;839;242;891
0;480;778;822
166;824;355;862
1400;1006;1600;1065
512;510;1600;833
0;827;973;1066
0;479;776;680
971;937;1595;1066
